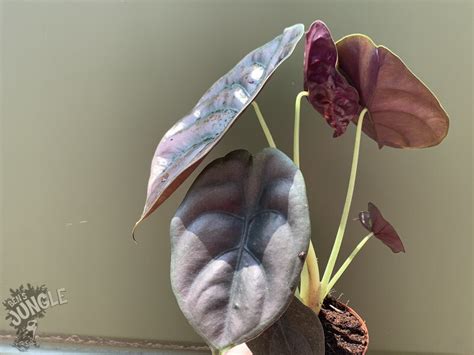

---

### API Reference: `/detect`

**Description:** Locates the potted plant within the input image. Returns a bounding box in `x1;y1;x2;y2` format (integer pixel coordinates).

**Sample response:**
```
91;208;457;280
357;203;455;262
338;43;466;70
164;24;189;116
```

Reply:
132;20;448;354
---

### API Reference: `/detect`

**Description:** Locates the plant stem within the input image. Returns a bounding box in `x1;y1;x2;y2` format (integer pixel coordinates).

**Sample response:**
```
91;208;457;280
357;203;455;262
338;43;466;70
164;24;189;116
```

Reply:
300;240;322;313
293;91;308;168
292;90;321;312
251;101;276;148
319;108;368;303
326;232;374;293
299;261;309;298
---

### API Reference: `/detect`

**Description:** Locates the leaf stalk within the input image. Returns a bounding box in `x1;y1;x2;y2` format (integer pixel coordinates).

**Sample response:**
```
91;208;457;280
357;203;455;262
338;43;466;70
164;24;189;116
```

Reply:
292;90;321;313
326;232;374;292
293;91;309;167
319;108;368;302
252;101;276;148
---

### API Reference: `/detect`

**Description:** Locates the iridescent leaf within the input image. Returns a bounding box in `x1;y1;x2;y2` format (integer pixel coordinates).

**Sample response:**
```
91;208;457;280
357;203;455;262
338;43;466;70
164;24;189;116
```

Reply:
359;202;405;253
170;148;310;350
134;24;305;233
304;20;361;137
337;35;449;148
247;296;325;355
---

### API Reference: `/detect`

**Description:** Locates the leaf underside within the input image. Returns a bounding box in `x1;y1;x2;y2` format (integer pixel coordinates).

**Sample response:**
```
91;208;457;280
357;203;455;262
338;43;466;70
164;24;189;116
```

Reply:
170;148;311;350
134;24;305;230
247;296;325;355
336;35;449;148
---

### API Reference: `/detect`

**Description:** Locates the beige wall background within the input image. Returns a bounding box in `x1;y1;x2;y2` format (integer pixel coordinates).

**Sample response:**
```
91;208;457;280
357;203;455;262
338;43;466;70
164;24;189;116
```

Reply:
1;0;472;354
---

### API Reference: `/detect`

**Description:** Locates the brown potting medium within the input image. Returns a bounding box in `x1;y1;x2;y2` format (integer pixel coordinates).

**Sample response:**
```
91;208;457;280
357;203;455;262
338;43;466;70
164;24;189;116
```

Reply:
318;297;369;354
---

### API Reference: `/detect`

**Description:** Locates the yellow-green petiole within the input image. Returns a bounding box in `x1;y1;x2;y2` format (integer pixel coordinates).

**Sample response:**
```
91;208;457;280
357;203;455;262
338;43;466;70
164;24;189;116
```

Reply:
319;108;368;303
293;91;321;313
326;232;374;292
252;101;276;148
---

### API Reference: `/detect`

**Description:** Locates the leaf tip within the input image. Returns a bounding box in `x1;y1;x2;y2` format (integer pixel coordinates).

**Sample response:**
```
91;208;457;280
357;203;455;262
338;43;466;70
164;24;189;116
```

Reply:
131;219;142;244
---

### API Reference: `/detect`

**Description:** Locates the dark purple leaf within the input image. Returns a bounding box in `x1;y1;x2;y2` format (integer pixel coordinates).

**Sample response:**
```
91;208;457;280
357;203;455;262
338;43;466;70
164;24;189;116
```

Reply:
359;202;405;253
337;35;449;148
247;296;325;355
303;20;361;137
133;24;304;232
170;148;310;350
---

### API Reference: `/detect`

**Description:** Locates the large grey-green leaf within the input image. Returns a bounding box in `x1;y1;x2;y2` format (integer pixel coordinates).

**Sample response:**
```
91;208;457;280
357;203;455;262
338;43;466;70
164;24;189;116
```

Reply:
133;24;304;234
247;296;325;355
170;148;310;350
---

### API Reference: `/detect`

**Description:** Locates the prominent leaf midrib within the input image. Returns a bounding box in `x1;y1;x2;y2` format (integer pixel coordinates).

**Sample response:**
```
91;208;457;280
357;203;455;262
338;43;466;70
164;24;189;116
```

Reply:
218;202;287;345
221;205;260;342
186;208;285;296
205;246;263;268
189;173;291;343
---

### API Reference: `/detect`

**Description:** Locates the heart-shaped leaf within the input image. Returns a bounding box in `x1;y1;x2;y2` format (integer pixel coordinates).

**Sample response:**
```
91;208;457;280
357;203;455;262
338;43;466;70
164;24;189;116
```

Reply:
336;35;449;148
304;20;361;137
133;24;305;233
247;296;325;355
170;148;310;350
359;202;405;253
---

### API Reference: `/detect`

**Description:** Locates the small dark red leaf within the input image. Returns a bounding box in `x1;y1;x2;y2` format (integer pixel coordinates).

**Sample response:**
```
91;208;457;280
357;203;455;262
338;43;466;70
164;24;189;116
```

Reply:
304;20;361;137
359;202;405;253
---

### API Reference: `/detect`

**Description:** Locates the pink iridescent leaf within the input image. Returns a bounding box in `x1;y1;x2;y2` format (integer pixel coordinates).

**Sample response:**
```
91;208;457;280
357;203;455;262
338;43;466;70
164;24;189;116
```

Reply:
359;202;405;253
337;35;449;148
133;24;304;233
303;20;361;137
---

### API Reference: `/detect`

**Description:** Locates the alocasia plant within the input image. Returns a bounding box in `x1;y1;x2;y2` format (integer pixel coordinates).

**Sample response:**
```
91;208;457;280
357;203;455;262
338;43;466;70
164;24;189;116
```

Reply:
134;20;449;354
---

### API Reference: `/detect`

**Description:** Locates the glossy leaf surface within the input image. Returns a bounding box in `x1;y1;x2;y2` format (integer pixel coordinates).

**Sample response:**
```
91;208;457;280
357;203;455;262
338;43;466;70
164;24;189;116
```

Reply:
170;148;310;350
247;296;325;355
134;24;305;231
304;20;360;137
359;202;405;253
337;35;449;148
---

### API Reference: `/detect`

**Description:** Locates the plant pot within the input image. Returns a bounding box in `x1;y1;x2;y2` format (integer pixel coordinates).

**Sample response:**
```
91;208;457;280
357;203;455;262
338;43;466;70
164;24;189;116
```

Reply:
318;297;369;354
